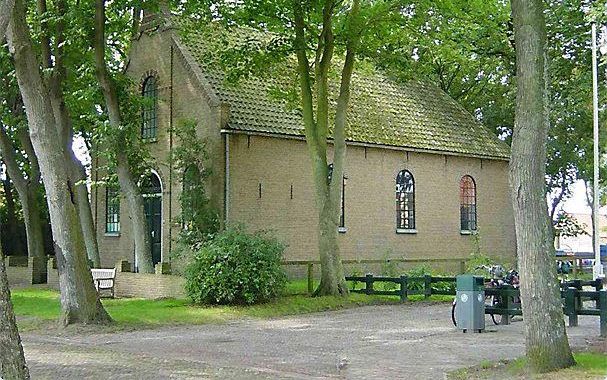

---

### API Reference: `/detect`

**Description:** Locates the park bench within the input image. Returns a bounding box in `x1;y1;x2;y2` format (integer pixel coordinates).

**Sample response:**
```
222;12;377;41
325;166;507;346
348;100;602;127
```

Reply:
91;268;116;298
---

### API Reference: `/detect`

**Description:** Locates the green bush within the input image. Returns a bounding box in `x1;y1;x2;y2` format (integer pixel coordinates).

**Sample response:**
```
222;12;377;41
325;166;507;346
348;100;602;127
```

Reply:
185;227;287;305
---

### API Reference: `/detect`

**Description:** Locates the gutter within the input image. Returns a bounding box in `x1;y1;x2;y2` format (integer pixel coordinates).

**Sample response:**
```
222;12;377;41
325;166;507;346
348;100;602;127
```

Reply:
219;129;510;162
224;133;230;226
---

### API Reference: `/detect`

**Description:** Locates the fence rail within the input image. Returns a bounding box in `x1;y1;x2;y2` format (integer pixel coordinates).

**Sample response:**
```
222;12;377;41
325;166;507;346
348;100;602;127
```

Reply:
344;274;456;301
345;273;606;336
282;258;468;294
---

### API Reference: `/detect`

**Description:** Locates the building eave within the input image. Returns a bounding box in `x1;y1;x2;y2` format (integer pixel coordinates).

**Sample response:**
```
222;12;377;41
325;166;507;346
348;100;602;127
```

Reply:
220;128;510;162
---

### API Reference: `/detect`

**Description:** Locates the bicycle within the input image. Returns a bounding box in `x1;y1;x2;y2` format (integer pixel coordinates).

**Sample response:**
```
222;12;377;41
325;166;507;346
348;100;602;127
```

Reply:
451;265;520;326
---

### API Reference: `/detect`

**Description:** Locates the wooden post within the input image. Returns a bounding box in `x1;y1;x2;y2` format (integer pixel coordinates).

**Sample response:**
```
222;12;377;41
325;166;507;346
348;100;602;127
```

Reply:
564;288;578;327
365;274;373;295
307;263;313;295
459;260;466;274
399;275;408;302
572;259;578;277
424;275;432;298
598;290;607;338
501;289;512;325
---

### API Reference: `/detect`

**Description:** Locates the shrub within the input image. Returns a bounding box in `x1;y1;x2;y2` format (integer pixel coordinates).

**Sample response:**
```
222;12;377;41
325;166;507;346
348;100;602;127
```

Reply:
185;226;287;305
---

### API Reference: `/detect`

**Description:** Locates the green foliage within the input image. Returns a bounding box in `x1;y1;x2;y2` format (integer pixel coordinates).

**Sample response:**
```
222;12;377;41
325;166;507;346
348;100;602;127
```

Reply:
379;249;399;290
171;120;219;252
405;265;432;293
553;212;588;238
92;74;153;183
185;226;287;305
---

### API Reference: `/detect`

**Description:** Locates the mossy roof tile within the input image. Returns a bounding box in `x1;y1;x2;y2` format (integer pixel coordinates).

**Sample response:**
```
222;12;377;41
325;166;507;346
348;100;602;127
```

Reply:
175;19;510;160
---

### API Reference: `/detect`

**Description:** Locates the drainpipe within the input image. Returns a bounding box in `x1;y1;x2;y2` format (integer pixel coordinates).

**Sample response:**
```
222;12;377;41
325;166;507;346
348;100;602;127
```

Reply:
224;133;230;226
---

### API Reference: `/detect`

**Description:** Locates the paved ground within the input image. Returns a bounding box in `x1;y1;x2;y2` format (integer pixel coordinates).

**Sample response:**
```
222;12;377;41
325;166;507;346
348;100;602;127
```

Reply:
22;303;602;379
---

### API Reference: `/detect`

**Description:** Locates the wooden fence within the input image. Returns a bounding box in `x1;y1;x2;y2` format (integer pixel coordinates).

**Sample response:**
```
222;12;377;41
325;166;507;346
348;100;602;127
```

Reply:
344;274;456;301
344;273;606;337
283;257;468;294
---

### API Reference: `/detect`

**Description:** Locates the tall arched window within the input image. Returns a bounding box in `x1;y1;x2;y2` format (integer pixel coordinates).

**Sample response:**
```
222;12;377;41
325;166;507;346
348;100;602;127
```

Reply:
105;186;120;234
396;170;415;230
142;76;158;139
460;175;477;232
181;165;200;229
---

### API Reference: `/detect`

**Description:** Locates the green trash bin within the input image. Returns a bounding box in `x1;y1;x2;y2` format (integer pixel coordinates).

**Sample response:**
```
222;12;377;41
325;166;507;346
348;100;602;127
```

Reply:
456;275;485;333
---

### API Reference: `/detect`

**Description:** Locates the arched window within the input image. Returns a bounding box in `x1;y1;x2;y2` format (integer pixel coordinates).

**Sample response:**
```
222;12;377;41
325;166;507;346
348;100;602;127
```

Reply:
142;76;158;139
181;165;200;229
396;170;415;230
105;186;120;234
141;171;162;195
460;175;477;231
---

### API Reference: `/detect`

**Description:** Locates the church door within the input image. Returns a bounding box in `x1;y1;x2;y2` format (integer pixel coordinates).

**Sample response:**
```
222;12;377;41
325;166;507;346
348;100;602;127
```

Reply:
142;173;162;267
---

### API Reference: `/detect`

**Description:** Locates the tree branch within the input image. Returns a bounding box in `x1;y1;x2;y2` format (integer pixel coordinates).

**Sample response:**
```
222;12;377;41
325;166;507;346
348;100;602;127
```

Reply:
0;0;15;39
36;0;53;69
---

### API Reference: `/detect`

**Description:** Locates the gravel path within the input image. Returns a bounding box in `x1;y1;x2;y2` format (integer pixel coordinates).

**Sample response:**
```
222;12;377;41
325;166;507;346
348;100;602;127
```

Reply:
22;303;601;379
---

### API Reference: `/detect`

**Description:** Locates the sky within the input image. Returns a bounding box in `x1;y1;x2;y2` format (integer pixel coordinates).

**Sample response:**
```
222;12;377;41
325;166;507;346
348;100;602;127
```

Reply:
558;179;607;215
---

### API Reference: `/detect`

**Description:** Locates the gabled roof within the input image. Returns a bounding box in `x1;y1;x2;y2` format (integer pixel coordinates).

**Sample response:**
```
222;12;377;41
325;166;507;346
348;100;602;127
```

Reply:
170;17;510;160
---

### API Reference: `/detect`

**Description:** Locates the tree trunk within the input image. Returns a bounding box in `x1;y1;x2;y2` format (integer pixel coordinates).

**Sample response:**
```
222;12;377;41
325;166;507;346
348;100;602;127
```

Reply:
0;218;29;380
0;253;29;380
0;125;46;259
39;0;101;268
116;153;154;273
6;0;110;325
21;188;46;259
293;0;360;296
1;177;25;256
53;99;101;268
72;166;101;268
0;0;15;38
510;0;575;372
93;0;153;273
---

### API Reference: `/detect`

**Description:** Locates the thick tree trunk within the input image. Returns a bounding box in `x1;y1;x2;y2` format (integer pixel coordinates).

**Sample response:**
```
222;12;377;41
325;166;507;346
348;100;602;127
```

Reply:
293;0;360;296
6;0;110;325
93;0;153;273
314;198;347;296
41;7;101;268
54;104;101;268
0;253;29;380
510;0;575;372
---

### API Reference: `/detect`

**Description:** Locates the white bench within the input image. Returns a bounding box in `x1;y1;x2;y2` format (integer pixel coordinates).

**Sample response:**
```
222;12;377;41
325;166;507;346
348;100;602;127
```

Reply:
91;268;116;298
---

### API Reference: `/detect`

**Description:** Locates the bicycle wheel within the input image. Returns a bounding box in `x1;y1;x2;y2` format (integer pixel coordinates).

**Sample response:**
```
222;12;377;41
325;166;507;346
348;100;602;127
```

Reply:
451;300;457;327
490;295;503;325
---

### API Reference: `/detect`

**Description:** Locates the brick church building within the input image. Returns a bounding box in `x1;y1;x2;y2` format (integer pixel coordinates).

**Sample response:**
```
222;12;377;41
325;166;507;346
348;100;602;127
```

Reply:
91;11;516;272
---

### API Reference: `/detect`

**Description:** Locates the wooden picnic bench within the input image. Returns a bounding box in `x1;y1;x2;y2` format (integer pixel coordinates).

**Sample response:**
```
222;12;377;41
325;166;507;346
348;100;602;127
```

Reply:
91;268;116;298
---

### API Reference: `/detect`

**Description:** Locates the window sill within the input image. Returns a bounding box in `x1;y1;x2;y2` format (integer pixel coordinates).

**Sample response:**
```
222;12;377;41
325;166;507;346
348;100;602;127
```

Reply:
338;227;347;233
104;232;121;237
142;137;159;143
460;230;477;235
396;228;417;234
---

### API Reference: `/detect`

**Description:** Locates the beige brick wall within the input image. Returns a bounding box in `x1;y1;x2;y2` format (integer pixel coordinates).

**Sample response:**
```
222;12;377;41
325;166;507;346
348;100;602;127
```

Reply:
227;134;516;263
4;256;47;286
92;26;516;273
113;272;185;299
45;263;185;299
92;26;225;268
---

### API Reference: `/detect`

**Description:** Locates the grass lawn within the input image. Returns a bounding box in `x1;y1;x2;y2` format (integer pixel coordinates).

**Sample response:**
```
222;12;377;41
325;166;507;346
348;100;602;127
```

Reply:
448;353;607;379
11;281;451;332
